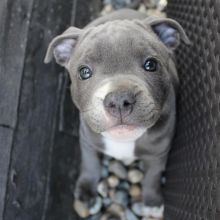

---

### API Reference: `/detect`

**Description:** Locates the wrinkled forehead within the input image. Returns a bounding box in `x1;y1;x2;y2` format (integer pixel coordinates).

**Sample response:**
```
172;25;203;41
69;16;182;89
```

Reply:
76;21;163;61
68;20;171;74
86;20;149;39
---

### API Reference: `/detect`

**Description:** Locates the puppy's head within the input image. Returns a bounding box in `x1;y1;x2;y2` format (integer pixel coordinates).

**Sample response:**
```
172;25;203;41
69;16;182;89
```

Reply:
45;17;189;140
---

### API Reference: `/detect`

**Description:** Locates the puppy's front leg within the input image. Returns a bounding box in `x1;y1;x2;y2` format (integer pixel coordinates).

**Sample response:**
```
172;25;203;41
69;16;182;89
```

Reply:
142;158;166;219
74;142;101;208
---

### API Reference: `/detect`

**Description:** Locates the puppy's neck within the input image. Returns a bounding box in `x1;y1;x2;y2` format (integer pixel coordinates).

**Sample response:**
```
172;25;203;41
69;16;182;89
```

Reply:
101;128;146;165
102;136;137;165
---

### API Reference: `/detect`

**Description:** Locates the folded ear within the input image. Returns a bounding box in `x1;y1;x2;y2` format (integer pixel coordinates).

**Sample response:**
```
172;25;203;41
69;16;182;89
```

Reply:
44;27;82;66
145;17;190;50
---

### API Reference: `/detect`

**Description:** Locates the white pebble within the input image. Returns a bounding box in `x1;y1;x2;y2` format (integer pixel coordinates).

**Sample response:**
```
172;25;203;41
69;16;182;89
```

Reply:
89;197;102;215
97;180;108;198
129;184;142;200
107;175;120;188
109;161;127;179
128;169;144;184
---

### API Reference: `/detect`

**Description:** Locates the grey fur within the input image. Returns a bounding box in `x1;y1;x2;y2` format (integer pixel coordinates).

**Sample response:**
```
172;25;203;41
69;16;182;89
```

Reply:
45;9;189;213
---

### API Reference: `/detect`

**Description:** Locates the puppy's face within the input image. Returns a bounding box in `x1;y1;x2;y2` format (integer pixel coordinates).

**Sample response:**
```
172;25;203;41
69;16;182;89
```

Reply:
45;18;189;139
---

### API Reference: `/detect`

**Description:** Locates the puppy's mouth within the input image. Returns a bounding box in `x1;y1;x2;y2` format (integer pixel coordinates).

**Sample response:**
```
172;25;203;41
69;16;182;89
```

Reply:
108;124;138;132
101;124;146;141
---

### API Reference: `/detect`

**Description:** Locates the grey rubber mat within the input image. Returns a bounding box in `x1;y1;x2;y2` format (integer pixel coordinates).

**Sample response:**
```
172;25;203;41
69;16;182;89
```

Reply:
164;0;220;219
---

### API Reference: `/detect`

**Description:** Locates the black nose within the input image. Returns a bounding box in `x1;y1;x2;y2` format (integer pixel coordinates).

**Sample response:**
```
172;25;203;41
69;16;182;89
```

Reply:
104;91;136;118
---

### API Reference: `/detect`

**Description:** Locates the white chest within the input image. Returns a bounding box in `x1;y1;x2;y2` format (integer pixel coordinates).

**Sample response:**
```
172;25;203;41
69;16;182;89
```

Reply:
102;137;137;164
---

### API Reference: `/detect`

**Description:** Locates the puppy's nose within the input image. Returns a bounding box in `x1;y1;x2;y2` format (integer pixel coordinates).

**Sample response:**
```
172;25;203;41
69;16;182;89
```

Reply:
104;91;136;118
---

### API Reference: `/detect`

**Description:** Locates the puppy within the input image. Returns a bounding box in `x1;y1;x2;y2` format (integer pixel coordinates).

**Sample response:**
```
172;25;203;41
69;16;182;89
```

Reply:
45;9;189;219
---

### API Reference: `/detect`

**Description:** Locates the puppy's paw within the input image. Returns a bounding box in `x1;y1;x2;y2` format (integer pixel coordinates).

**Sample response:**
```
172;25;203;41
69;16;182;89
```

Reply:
74;197;102;218
142;205;164;219
74;179;97;209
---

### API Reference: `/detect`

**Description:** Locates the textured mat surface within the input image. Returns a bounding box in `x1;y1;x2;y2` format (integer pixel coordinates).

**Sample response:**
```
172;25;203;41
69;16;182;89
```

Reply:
165;0;220;219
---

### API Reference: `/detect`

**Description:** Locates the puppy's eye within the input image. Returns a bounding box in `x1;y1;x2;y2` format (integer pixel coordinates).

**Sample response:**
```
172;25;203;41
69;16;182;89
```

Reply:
144;58;157;72
79;66;92;80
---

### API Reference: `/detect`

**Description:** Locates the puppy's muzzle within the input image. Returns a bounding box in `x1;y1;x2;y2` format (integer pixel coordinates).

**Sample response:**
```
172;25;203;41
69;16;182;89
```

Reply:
103;90;136;119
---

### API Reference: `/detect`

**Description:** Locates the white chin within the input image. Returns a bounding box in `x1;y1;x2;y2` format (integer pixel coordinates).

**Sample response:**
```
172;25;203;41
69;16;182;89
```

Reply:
101;125;146;141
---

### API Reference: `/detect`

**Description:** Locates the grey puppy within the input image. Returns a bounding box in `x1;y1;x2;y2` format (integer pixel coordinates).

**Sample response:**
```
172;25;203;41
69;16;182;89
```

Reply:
45;9;189;218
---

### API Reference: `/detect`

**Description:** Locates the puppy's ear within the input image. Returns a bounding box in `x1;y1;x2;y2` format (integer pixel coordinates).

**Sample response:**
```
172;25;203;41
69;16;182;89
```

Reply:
145;17;190;50
44;27;82;66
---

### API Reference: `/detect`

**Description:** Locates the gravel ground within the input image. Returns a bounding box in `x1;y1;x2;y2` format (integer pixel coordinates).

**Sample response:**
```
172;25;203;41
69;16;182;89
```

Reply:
74;156;165;220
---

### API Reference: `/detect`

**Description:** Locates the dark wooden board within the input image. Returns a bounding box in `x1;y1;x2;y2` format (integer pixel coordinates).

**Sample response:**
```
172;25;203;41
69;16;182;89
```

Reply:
0;0;102;219
0;0;34;128
2;0;75;219
0;127;14;220
0;0;34;219
45;1;102;219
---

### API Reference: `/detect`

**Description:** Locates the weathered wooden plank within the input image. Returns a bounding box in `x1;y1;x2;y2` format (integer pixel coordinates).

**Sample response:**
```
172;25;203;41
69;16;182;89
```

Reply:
3;0;75;219
0;127;13;220
45;1;102;219
58;0;101;137
0;0;34;218
2;0;102;219
0;0;34;128
45;133;81;220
